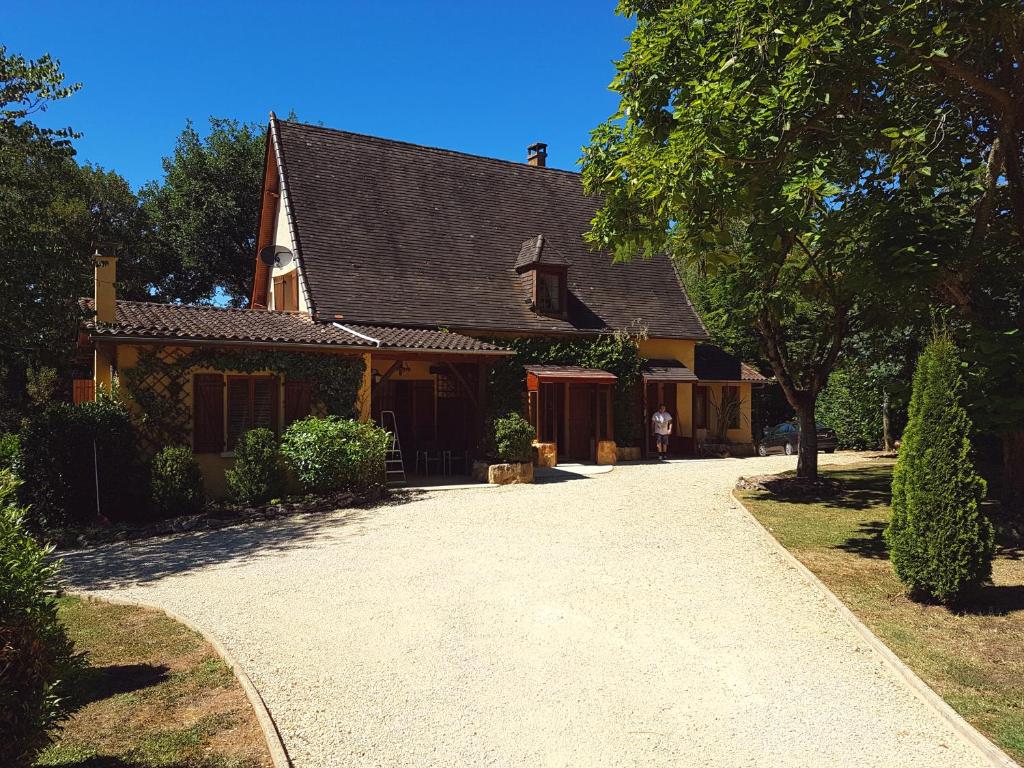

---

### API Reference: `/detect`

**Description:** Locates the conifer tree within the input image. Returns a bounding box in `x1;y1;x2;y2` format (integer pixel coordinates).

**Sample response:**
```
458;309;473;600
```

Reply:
885;332;994;605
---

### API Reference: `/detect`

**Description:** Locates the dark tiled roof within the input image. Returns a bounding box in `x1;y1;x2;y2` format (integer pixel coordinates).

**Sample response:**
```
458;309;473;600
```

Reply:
641;358;698;382
513;234;571;272
524;364;618;382
274;120;709;340
80;299;508;354
694;344;769;382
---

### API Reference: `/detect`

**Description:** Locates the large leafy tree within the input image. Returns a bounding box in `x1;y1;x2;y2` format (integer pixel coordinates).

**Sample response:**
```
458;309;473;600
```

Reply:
139;118;265;305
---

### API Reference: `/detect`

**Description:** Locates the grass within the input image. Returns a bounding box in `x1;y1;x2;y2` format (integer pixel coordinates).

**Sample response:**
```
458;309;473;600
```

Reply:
737;459;1024;765
35;597;271;768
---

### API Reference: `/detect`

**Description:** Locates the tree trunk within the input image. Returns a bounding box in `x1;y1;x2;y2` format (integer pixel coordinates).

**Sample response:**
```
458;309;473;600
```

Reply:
882;389;892;452
1003;430;1024;518
795;405;819;481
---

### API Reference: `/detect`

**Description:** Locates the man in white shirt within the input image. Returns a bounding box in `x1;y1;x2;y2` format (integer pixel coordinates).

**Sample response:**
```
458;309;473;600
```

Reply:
651;403;673;460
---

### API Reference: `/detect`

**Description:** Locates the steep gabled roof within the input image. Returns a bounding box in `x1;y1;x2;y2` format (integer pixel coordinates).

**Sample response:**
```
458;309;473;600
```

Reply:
271;120;709;340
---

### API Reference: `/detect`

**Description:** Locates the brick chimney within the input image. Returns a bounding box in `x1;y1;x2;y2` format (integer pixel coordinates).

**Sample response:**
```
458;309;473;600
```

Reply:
527;142;547;167
93;250;118;324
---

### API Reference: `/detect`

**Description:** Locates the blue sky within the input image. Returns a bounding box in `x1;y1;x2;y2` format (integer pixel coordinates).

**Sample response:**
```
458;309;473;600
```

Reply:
6;1;633;189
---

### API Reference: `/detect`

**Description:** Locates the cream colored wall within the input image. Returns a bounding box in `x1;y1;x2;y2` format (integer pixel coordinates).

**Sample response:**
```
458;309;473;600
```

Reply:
695;382;754;445
267;184;310;313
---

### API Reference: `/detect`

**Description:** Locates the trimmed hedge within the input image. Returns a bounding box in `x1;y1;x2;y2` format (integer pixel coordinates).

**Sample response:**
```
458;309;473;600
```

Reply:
150;446;205;518
225;428;286;506
0;471;82;766
19;397;148;530
885;333;994;605
492;412;534;463
281;417;389;494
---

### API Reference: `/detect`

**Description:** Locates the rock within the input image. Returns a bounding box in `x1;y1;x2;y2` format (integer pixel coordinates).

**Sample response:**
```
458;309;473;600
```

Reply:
532;442;558;468
616;446;642;462
487;462;534;485
471;461;490;483
596;440;617;466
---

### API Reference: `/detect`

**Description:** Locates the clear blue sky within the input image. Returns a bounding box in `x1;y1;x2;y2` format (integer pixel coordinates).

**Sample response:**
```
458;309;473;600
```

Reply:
6;1;633;190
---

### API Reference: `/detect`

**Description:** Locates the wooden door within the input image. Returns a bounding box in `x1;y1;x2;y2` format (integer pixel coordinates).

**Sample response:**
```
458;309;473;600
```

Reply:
567;384;595;460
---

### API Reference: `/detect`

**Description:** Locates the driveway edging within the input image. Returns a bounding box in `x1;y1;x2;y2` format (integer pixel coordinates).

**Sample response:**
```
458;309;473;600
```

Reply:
70;591;292;768
731;491;1021;768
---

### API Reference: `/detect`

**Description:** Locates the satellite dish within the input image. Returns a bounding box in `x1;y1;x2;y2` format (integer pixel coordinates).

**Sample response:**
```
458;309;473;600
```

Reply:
258;245;294;269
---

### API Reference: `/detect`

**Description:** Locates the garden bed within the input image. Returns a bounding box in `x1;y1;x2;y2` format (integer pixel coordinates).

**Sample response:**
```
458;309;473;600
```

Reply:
34;597;272;768
735;460;1024;764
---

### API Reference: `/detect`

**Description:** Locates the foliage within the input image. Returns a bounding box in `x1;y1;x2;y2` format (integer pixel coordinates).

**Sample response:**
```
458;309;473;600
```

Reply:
18;395;148;530
120;347;365;451
492;413;534;463
487;332;644;446
150;446;204;518
280;417;389;495
0;471;81;766
885;332;994;606
139;118;265;305
817;366;883;450
0;432;19;476
225;428;286;506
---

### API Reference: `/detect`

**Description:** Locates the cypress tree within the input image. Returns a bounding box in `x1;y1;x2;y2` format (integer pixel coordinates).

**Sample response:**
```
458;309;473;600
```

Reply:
885;332;994;605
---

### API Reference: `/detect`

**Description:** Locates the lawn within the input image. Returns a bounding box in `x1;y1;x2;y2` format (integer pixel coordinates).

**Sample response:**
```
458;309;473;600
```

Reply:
737;460;1024;764
35;597;272;768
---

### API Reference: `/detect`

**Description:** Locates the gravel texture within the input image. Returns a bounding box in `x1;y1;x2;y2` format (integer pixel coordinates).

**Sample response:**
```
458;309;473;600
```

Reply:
62;453;993;768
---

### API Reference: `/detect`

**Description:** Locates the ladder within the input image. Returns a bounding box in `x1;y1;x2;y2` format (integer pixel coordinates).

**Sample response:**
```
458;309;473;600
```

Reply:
379;410;406;486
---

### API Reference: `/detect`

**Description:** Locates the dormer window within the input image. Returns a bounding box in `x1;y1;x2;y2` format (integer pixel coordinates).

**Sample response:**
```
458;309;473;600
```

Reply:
515;234;571;319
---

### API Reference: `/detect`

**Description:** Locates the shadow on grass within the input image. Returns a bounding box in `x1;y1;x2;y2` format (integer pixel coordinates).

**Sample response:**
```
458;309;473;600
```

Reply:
75;663;170;706
836;521;890;560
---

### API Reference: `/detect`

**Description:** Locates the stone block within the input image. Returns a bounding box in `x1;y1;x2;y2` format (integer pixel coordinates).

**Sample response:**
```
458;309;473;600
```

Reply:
596;440;617;466
616;446;641;462
487;462;534;484
532;442;558;468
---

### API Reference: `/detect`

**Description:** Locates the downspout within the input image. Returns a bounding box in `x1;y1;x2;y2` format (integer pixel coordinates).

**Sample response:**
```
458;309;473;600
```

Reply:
268;112;317;316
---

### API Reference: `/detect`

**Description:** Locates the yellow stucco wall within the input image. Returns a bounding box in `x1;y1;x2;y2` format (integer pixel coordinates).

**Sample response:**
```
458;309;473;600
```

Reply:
638;337;696;439
695;381;754;446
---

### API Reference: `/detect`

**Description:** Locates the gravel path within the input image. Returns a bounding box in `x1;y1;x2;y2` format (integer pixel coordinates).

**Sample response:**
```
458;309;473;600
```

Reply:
62;453;993;768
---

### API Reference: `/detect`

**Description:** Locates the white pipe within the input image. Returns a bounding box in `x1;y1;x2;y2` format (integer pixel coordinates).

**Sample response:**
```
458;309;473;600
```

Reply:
332;322;381;347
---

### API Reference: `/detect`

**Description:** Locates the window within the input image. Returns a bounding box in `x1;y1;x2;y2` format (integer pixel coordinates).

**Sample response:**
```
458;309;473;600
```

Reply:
535;270;563;314
723;385;740;429
194;374;225;453
273;271;299;312
226;375;279;448
694;386;708;429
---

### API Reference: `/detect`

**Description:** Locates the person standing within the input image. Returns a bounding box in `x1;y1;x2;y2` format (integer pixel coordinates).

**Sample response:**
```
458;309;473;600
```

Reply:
651;403;673;460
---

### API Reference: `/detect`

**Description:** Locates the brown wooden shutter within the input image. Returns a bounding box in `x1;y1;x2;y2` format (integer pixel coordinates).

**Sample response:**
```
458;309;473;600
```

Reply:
289;273;299;311
193;374;225;453
283;381;312;427
272;275;285;310
226;377;250;448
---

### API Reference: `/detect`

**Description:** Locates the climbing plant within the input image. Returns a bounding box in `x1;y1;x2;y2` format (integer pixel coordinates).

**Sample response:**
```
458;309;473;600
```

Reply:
120;347;364;451
485;332;644;446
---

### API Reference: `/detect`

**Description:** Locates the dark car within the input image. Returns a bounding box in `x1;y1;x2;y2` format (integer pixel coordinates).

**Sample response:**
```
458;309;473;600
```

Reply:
757;422;838;456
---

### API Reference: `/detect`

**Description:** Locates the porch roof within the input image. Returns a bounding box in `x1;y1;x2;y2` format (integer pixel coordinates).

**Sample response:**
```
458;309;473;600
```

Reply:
694;344;769;383
80;299;511;355
524;364;617;384
641;358;698;383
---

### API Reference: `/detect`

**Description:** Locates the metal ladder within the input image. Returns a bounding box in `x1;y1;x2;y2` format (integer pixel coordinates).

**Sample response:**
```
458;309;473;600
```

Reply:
379;410;406;486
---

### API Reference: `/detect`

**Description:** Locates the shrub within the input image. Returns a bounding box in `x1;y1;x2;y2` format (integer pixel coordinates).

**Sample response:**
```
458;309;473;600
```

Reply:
492;412;534;463
281;417;389;494
884;332;994;606
817;365;883;449
225;428;286;506
150;446;204;518
19;397;148;531
0;471;82;766
0;432;19;476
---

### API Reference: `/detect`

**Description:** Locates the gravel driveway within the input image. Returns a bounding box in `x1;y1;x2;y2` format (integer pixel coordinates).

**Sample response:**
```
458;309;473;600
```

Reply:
62;453;993;768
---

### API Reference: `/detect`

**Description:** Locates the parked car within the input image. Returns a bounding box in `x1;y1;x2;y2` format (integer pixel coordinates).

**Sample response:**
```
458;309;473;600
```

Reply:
757;422;838;456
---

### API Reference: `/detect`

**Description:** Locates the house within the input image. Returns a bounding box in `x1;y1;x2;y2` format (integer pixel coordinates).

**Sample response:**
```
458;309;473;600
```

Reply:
79;115;766;494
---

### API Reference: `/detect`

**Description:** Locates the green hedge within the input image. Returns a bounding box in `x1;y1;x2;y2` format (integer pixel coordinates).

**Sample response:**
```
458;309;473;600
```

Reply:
280;417;389;494
150;446;205;518
885;333;994;606
0;471;82;766
19;397;149;531
225;428;286;506
816;366;883;449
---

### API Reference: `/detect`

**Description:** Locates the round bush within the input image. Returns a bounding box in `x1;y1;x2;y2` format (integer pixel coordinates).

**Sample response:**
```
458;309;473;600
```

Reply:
0;471;81;766
492;412;534;463
225;428;286;506
150;445;204;518
281;416;389;494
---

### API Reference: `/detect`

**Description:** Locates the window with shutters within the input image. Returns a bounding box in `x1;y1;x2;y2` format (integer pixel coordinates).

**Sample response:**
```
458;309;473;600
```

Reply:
226;375;279;448
272;271;299;312
193;374;225;453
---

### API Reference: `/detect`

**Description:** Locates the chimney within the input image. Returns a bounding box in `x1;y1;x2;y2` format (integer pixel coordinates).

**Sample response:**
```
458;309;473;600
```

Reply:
527;142;547;167
94;250;118;324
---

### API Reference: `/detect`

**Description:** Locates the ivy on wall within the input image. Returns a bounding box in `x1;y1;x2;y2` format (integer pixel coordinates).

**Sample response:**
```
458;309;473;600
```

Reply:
120;347;365;451
485;332;644;446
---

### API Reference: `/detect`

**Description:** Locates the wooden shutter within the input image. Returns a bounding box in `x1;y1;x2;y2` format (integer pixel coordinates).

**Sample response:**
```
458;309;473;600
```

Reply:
226;377;251;448
284;381;312;427
694;386;708;429
227;375;280;448
193;374;225;453
272;275;285;310
252;376;278;431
